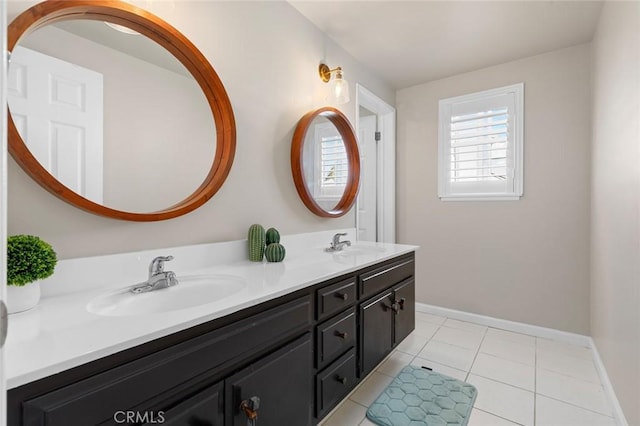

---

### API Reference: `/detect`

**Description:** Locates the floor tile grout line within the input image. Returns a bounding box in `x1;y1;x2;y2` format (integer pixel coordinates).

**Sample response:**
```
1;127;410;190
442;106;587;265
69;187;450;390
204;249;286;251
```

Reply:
474;407;527;426
534;393;617;419
477;347;536;368
465;321;488;382
535;364;604;386
470;371;535;393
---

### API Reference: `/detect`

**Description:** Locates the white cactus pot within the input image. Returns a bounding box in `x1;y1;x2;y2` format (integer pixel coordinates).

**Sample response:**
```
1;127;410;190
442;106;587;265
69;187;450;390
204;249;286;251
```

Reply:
7;281;41;314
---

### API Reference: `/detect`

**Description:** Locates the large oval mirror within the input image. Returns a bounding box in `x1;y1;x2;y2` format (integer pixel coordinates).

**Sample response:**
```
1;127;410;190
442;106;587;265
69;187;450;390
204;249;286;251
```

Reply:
291;107;360;218
7;1;235;221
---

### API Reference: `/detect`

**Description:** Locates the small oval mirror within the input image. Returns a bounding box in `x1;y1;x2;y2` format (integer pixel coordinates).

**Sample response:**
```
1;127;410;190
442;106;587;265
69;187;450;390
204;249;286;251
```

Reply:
291;107;360;217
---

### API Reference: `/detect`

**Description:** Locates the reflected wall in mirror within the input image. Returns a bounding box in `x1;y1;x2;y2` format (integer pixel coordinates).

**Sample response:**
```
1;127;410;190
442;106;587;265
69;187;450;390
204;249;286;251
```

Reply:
291;107;360;218
7;1;235;221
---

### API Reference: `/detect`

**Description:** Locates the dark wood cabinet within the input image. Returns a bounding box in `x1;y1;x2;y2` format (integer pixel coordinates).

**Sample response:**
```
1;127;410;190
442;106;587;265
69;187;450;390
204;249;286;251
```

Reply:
8;252;415;426
226;334;312;426
394;278;416;345
360;290;395;376
360;278;416;376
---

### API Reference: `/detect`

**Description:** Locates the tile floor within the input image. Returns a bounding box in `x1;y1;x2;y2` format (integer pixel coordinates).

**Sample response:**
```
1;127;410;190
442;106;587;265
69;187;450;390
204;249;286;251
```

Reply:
319;311;617;426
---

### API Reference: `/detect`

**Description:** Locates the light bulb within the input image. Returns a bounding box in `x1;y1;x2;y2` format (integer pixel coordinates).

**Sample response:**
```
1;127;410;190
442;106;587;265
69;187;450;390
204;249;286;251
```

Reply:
331;69;350;104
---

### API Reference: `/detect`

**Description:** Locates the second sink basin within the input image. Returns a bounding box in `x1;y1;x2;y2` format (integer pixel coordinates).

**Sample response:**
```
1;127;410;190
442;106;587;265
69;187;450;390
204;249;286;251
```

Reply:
87;274;246;317
330;245;386;257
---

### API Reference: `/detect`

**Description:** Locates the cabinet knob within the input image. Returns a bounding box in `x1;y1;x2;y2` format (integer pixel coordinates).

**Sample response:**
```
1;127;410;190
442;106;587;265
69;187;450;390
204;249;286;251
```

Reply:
240;396;260;421
336;376;348;385
385;302;400;313
335;330;348;339
335;292;349;301
397;297;406;310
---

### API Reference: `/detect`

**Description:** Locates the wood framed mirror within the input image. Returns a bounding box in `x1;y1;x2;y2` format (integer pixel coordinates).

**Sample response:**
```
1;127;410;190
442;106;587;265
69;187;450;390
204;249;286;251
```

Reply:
7;0;235;221
291;107;360;218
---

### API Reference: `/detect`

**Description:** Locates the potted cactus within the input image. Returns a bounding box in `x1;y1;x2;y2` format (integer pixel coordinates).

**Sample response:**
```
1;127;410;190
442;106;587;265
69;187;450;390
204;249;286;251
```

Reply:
7;235;57;314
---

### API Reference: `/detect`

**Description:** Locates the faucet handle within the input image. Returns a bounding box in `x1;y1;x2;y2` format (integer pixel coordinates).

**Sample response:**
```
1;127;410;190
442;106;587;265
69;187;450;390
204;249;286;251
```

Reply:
333;232;348;244
149;255;174;277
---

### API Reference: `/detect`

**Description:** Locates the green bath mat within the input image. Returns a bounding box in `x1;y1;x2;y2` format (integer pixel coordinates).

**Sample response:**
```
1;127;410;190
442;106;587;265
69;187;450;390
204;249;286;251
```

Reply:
366;365;477;426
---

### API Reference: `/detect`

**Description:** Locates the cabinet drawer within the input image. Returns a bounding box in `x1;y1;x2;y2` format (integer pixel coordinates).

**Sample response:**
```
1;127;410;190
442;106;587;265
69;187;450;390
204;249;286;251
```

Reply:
22;296;312;426
359;256;414;299
316;278;356;320
316;349;357;418
316;308;356;368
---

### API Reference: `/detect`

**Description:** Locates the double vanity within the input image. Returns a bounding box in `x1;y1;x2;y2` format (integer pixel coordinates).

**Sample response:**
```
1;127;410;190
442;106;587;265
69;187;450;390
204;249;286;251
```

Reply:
5;2;408;425
6;230;417;425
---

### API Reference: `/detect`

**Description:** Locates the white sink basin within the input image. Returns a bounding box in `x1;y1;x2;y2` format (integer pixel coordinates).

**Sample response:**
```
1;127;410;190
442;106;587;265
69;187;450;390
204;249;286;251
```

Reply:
87;274;246;317
331;245;386;257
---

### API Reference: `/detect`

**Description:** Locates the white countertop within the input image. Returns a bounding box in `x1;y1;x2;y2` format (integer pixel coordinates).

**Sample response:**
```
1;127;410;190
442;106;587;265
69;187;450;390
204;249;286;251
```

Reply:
5;229;417;389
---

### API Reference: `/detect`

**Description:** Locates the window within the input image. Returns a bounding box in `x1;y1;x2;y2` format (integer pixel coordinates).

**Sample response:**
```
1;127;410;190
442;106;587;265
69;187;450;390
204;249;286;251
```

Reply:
319;133;348;193
438;83;523;201
304;121;348;206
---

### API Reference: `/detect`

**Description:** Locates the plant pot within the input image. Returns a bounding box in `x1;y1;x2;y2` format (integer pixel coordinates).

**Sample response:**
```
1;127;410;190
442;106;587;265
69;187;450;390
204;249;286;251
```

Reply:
7;281;41;314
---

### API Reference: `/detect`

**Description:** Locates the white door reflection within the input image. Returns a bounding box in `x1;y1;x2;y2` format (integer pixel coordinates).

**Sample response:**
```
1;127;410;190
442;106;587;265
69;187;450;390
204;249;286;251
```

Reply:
8;46;104;203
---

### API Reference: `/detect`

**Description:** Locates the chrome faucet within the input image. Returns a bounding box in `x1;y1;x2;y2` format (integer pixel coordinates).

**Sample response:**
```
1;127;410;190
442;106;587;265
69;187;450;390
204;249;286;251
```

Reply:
326;233;352;252
131;255;179;294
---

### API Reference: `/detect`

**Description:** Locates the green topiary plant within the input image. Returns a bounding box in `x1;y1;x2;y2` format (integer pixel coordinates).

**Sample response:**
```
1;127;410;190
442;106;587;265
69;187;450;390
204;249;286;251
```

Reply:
7;235;57;287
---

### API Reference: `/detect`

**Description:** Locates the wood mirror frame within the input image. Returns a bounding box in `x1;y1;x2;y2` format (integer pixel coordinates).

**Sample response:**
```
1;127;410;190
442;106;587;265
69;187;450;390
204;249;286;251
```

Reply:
291;107;360;218
7;0;236;221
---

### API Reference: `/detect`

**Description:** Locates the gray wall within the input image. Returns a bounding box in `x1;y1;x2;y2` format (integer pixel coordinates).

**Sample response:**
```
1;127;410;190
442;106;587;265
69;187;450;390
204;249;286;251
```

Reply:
6;1;394;259
590;2;640;425
397;44;592;334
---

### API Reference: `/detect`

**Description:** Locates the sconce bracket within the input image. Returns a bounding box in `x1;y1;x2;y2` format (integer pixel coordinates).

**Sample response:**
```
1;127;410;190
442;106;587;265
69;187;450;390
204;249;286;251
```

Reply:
319;63;331;83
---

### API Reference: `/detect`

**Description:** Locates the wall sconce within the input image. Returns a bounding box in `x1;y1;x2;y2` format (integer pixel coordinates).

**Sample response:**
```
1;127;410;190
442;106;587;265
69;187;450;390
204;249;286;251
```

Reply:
319;63;350;104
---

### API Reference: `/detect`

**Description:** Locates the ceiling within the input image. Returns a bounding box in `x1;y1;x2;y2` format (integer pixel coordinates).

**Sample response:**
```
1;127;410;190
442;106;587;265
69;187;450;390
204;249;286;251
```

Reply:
289;1;603;89
53;21;190;78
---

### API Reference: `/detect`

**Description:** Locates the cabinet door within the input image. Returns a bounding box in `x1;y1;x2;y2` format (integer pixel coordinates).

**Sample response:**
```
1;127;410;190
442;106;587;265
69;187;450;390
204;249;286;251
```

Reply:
359;291;394;376
227;334;312;426
143;382;223;426
393;278;415;346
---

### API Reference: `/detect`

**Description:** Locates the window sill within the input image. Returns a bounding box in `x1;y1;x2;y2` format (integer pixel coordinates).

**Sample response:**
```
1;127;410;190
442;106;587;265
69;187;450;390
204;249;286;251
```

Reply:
439;195;522;202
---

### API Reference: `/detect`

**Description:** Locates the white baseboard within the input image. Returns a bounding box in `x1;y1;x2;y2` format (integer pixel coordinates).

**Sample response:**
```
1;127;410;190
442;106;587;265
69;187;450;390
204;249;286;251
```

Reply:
415;302;591;346
416;302;628;426
589;338;629;426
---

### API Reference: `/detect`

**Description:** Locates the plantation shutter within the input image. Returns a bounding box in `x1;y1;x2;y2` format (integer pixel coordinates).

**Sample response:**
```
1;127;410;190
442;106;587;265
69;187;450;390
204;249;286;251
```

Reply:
320;135;348;189
438;84;523;200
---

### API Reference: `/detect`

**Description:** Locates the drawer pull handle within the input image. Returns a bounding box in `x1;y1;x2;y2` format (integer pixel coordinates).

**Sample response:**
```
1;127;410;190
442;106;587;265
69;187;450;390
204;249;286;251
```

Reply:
335;292;349;301
335;331;348;339
336;376;348;385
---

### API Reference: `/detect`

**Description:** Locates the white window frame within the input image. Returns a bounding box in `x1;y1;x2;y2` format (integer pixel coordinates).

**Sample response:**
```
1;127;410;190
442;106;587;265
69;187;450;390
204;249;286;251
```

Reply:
438;83;524;201
311;121;348;202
